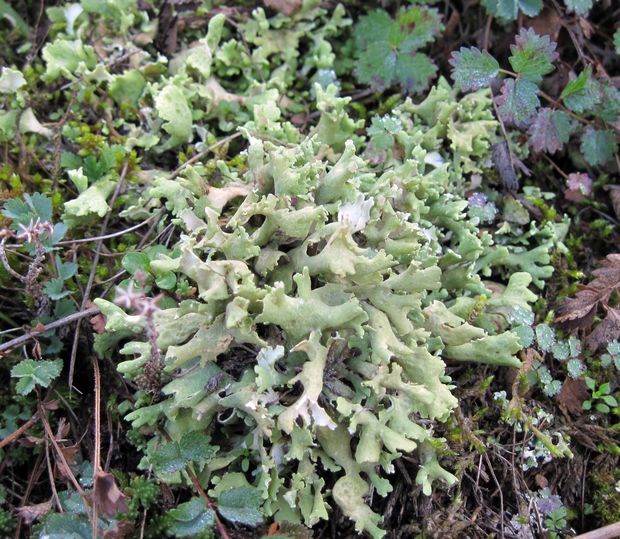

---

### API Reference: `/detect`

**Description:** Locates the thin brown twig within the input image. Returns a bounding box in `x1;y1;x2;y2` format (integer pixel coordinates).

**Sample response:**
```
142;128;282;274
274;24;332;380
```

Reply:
38;403;87;498
0;307;100;356
44;437;64;513
0;413;39;449
92;357;101;539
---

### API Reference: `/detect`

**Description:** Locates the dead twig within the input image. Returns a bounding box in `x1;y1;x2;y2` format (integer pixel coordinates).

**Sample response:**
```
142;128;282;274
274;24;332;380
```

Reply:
574;522;620;539
0;413;39;449
0;307;100;356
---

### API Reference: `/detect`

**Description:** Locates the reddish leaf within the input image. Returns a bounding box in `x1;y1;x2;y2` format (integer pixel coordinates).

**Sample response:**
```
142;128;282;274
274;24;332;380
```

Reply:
92;470;129;517
528;108;573;154
556;254;620;330
15;501;52;524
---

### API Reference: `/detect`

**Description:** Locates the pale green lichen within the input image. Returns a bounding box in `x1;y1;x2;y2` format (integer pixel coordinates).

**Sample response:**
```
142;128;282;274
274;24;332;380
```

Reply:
94;80;550;538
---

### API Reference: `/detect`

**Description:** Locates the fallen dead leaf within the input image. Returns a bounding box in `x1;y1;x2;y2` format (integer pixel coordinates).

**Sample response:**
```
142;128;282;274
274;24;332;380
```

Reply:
92;470;129;517
15;500;52;524
527;8;563;41
535;474;549;489
557;377;589;415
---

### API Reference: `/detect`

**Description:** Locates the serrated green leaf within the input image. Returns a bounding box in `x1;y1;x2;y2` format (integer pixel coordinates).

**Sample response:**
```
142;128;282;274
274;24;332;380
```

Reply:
513;324;535;347
564;0;596;16
353;10;393;51
390;7;443;52
551;340;569;360
560;67;601;113
155;85;192;144
535;323;555;352
497;78;540;127
38;512;91;538
44;277;70;300
579;128;617;167
449;47;500;91
167;497;215;537
356;44;435;94
150;431;217;474
528;108;573;154
56;256;78;280
508;28;558;83
217;486;263;526
481;0;543;20
11;359;63;395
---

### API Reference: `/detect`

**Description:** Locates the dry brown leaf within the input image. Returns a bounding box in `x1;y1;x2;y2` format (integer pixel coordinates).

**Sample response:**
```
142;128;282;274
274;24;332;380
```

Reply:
527;8;563;41
92;470;129;517
263;0;302;16
15;501;52;524
557;377;589;415
535;474;549;489
556;254;620;331
55;444;80;480
586;306;620;351
605;185;620;221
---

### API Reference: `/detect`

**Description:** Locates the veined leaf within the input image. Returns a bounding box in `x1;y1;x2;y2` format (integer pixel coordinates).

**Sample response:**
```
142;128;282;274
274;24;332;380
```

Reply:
509;28;558;83
481;0;543;20
528;108;573;154
449;47;500;91
496;78;540;127
564;0;596;16
579;128;617;167
11;359;63;395
560;67;601;113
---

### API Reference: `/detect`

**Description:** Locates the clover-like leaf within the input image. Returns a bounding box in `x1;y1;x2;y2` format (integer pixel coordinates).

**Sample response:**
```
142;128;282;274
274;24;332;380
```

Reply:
579;128;618;167
11;359;63;395
449;47;500;91
509;28;558;83
528;108;573;154
535;323;556;352
496;78;540;127
150;431;217;475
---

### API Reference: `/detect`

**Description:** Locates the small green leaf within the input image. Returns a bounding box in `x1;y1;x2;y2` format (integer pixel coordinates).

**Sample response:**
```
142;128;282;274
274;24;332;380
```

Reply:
155;272;177;290
535;323;555;352
513;324;535;347
582;400;592;411
528;108;573;154
11;359;63;395
449;47;500;91
584;376;596;391
217;486;263;526
579;128;617;167
601;395;618;407
56;256;78;280
150;431;217;474
595;403;610;414
561;67;601;113
122;252;150;275
167;497;215;537
564;0;595;16
44;277;70;300
509;28;558;83
481;0;543;20
551;340;569;360
497;78;540;127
